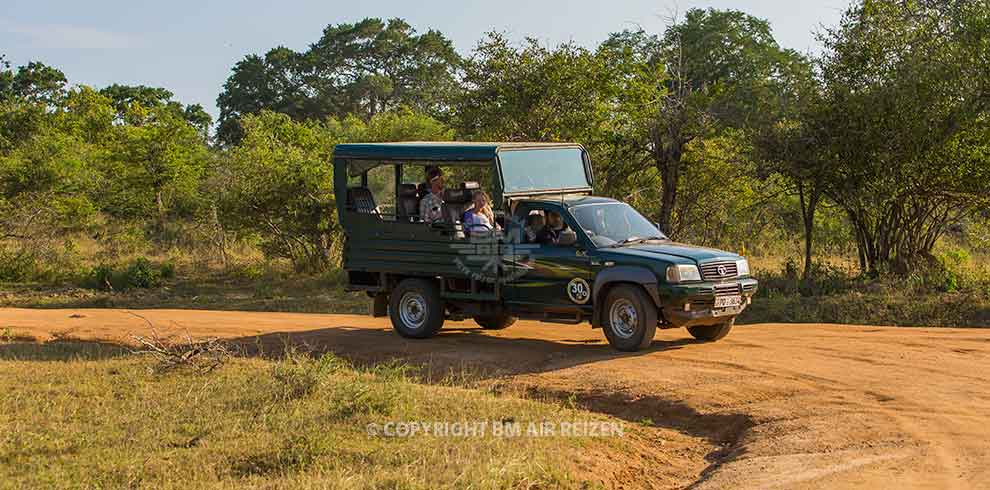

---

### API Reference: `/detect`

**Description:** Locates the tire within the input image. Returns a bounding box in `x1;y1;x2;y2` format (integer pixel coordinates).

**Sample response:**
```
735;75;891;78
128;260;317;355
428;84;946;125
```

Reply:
389;278;445;339
687;319;734;342
473;314;517;330
602;284;658;352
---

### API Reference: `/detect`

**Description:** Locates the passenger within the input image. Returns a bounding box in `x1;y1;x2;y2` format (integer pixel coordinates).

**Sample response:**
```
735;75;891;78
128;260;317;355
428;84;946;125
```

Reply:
419;167;445;223
537;211;568;245
463;190;500;234
524;212;545;243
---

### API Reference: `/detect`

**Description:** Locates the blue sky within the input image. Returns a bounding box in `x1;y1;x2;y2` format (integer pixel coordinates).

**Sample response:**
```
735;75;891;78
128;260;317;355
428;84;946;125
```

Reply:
1;0;847;118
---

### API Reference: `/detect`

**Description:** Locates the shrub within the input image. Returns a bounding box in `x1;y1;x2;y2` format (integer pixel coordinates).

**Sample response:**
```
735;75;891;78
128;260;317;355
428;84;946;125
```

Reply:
89;264;115;290
83;258;171;290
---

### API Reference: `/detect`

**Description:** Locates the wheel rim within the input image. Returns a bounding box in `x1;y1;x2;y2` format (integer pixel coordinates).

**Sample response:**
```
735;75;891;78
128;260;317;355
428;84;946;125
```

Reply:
399;291;428;329
609;298;638;339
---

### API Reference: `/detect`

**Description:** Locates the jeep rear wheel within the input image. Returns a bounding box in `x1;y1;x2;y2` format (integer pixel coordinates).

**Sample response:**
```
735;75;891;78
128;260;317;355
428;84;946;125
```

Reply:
474;314;517;330
687;320;733;342
389;278;444;339
602;285;657;351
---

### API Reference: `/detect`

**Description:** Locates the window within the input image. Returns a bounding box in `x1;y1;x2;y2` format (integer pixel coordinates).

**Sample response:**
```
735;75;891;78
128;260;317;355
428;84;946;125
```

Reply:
366;164;396;216
499;148;591;194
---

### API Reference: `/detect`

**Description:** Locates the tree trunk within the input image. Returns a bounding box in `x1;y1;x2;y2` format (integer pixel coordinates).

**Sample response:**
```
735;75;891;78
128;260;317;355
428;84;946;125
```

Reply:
797;182;821;281
655;136;684;236
155;189;167;240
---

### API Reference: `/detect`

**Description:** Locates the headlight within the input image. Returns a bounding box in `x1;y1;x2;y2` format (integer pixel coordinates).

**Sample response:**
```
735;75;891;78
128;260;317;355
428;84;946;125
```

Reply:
666;264;701;283
736;258;750;277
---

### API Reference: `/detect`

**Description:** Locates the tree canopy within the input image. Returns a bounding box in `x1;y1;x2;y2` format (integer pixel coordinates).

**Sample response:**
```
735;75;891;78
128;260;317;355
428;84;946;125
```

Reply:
216;18;460;144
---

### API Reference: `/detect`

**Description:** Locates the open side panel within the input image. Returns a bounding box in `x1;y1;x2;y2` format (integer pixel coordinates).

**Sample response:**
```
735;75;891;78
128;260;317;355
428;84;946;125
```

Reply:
497;146;594;198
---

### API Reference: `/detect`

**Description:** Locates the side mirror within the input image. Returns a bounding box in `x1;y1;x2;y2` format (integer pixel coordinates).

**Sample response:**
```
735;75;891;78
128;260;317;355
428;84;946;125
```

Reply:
654;222;661;231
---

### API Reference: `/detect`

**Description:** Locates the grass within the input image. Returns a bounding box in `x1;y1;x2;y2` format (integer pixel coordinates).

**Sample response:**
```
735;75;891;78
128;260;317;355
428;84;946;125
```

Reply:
0;268;369;314
1;252;988;327
0;340;640;489
740;253;990;327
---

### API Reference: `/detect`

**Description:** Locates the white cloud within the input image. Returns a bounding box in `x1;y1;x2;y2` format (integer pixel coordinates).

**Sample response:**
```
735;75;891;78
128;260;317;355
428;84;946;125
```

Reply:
1;21;137;50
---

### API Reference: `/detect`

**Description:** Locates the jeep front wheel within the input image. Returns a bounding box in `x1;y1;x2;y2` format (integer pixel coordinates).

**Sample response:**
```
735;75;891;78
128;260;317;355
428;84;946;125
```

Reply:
687;320;733;342
602;285;657;351
389;278;444;339
474;314;516;330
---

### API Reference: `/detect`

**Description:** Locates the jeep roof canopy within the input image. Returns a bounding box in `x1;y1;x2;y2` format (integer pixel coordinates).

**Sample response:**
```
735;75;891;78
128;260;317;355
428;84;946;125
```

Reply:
333;142;594;203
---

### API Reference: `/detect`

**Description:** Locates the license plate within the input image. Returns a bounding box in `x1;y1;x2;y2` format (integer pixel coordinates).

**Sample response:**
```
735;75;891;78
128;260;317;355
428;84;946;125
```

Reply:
714;295;743;309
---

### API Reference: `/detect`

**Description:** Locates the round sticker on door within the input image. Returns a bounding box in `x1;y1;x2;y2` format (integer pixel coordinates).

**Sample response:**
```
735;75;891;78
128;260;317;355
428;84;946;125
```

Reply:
567;278;591;304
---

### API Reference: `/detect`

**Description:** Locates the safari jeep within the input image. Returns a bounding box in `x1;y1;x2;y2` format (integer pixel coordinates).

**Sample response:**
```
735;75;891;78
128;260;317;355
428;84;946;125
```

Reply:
333;142;757;351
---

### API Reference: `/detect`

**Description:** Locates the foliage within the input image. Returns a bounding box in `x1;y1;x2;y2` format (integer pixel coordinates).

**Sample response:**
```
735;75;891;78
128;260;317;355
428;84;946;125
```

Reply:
816;0;990;275
216;109;451;271
84;257;175;290
100;84;212;136
3;4;990;310
216;111;340;271
216;18;460;144
599;10;808;234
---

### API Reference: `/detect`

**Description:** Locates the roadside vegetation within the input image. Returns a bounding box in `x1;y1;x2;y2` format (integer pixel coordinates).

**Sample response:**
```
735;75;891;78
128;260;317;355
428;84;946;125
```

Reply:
2;1;989;327
0;337;668;489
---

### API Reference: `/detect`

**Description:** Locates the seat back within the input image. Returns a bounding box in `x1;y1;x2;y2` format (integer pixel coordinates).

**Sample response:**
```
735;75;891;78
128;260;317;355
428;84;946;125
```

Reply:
443;187;472;224
346;187;378;215
397;183;419;217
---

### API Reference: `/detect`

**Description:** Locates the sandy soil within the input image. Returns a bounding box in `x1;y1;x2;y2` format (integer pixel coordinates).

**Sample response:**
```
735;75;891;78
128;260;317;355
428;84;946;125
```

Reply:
2;307;989;489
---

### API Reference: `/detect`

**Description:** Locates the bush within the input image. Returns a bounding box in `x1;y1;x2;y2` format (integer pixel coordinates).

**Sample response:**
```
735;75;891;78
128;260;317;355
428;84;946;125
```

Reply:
83;258;172;290
906;248;971;293
124;257;159;288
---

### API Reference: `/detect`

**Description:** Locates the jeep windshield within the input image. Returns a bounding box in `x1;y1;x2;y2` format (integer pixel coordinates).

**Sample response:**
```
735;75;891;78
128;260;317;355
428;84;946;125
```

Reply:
571;202;667;247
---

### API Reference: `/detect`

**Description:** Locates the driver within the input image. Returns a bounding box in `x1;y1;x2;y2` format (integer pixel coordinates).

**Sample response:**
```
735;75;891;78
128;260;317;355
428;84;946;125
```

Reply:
537;211;568;244
419;167;445;223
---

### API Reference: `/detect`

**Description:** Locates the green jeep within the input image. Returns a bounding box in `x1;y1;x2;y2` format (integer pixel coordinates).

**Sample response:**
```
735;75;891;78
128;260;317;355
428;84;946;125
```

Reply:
334;142;757;351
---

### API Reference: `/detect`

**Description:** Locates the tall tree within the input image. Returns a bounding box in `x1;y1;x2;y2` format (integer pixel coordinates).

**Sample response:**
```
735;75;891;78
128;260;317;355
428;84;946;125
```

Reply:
216;18;460;145
457;34;613;142
606;10;803;234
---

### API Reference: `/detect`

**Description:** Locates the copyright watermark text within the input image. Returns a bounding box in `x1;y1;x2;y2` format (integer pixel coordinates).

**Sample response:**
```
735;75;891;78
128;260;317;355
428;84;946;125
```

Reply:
366;420;624;438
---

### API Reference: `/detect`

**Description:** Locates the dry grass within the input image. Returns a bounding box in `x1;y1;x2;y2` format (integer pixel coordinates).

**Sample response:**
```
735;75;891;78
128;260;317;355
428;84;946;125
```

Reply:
0;341;646;489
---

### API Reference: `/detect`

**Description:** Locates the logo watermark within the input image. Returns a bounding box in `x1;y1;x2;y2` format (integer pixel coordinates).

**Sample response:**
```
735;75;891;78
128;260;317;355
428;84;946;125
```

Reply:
450;215;539;285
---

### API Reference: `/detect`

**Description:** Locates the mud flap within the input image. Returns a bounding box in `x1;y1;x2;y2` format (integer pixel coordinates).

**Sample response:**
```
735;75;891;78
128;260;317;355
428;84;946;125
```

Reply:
371;294;388;317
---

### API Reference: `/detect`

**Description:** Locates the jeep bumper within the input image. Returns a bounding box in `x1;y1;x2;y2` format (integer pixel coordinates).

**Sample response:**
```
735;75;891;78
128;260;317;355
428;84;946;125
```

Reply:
658;278;758;328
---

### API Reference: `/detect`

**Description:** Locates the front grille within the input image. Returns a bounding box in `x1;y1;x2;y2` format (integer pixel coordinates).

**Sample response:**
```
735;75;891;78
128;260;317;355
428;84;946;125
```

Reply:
700;261;738;281
714;283;741;296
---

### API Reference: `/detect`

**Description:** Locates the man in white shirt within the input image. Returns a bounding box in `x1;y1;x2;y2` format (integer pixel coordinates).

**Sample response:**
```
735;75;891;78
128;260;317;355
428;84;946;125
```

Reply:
419;167;445;223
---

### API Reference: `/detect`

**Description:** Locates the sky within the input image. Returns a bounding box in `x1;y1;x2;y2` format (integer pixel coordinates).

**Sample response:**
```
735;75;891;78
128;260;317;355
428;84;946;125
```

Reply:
1;0;847;119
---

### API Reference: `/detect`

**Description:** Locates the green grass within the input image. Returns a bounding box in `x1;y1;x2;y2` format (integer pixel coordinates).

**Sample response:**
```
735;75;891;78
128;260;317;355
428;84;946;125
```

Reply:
0;269;369;314
3;254;989;327
0;341;633;489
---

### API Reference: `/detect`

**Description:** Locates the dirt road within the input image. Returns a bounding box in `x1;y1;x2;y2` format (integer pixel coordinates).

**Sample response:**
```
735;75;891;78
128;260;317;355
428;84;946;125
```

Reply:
3;307;989;489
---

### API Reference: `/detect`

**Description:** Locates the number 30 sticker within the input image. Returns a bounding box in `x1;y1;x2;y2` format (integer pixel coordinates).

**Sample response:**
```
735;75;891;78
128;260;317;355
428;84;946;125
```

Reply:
567;278;591;304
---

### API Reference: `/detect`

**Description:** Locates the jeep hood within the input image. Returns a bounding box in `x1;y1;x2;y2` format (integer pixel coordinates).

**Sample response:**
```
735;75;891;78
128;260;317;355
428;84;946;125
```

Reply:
602;241;739;264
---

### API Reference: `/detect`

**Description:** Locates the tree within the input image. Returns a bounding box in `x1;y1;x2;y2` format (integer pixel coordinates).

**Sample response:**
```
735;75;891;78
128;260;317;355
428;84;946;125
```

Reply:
216;109;451;271
216;18;460;145
0;61;67;106
108;104;210;237
750;53;826;281
100;84;212;137
457;34;612;141
817;0;990;275
606;10;804;234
